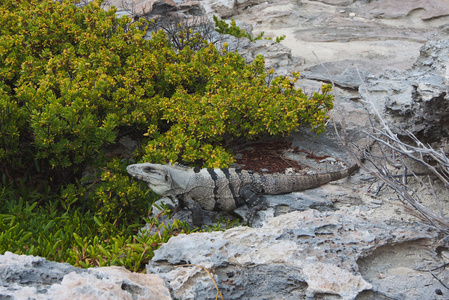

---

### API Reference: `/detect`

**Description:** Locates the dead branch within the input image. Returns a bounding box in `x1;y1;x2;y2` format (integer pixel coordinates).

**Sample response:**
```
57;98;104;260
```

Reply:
314;50;449;232
337;67;449;230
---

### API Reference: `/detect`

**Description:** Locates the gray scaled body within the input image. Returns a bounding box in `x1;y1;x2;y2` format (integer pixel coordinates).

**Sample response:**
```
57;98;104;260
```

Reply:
126;163;358;224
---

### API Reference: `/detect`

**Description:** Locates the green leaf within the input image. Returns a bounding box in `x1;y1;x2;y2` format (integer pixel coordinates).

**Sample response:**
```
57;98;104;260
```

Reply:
93;216;103;227
44;220;55;232
126;244;144;253
20;232;32;243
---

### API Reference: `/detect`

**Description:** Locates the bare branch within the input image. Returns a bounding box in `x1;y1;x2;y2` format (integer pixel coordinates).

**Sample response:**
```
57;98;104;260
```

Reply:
309;51;449;232
341;67;449;231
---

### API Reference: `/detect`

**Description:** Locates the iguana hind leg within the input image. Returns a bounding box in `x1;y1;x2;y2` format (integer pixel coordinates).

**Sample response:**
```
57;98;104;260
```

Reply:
181;196;205;227
240;185;263;206
240;186;268;226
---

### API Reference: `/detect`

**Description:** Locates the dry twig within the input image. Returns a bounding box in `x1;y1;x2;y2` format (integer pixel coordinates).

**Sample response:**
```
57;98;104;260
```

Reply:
338;67;449;230
311;52;449;232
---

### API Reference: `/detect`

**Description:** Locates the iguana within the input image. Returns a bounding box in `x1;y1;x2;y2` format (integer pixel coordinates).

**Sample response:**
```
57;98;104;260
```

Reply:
127;160;359;225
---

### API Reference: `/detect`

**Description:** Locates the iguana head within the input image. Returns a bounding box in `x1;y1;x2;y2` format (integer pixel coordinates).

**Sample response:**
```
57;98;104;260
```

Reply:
126;163;173;195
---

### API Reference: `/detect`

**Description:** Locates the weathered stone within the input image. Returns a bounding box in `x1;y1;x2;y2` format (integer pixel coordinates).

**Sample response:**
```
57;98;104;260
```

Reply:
359;35;449;141
207;25;296;76
0;252;171;300
199;0;236;18
148;210;441;300
100;0;177;16
249;39;294;73
302;62;370;89
198;0;267;18
356;0;449;21
222;0;447;74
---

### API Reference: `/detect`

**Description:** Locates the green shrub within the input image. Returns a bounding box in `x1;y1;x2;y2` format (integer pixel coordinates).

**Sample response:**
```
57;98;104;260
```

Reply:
213;15;286;43
0;0;333;269
1;0;332;176
2;0;147;185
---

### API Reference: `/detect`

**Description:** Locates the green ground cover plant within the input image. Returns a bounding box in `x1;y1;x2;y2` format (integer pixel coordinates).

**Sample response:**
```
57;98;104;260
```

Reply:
213;15;286;43
0;0;333;271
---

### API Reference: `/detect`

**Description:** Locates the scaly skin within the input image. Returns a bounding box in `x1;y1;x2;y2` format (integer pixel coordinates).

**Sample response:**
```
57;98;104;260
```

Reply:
126;162;358;212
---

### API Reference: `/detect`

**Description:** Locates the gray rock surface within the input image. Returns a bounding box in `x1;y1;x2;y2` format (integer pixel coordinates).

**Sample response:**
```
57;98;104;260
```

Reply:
148;210;444;299
0;252;171;300
223;0;448;73
104;0;177;16
360;33;449;141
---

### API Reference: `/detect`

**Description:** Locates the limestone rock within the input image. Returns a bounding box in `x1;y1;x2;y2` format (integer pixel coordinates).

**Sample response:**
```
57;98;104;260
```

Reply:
200;0;266;18
199;26;296;77
249;39;294;73
359;34;449;141
148;210;442;299
357;0;449;21
220;0;447;75
101;0;177;16
302;262;370;299
302;62;370;89
0;252;171;300
199;0;235;18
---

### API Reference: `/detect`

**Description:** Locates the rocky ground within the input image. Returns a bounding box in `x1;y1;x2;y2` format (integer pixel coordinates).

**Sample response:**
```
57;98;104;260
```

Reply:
1;0;448;299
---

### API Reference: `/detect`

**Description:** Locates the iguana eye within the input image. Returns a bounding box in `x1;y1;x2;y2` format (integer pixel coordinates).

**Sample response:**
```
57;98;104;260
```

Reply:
142;167;153;173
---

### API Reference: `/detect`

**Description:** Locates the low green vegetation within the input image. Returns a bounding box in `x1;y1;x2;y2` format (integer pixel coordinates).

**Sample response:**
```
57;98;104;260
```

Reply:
0;0;333;271
213;15;286;43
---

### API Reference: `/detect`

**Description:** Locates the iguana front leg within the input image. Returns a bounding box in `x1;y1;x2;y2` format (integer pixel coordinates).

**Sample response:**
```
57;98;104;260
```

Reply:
180;195;205;227
240;185;268;225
